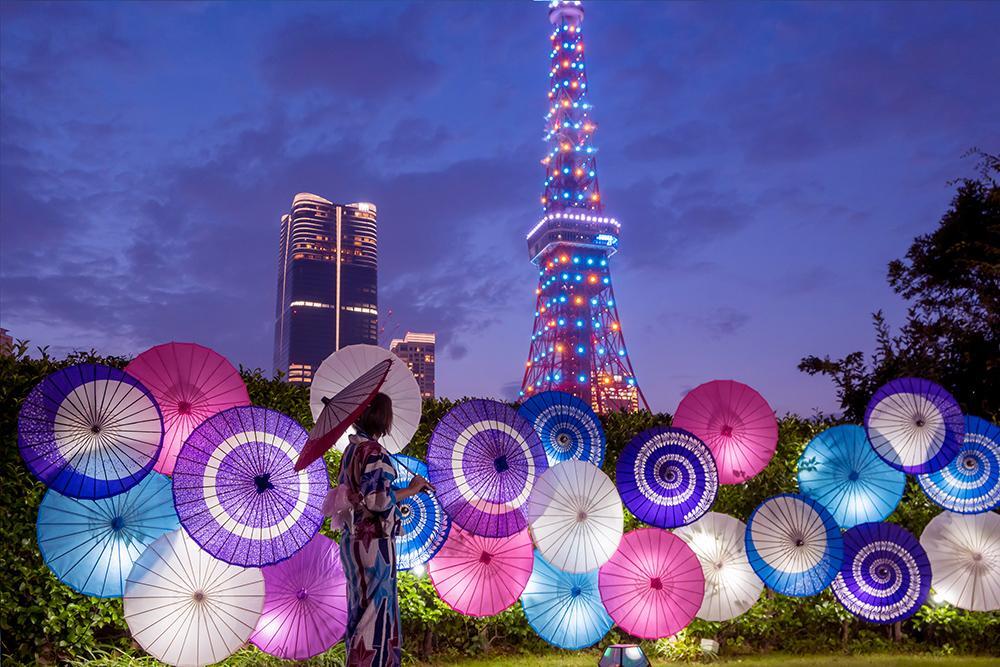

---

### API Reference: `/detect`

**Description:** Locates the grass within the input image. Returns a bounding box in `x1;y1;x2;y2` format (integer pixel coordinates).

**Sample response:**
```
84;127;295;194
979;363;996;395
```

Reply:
415;655;1000;667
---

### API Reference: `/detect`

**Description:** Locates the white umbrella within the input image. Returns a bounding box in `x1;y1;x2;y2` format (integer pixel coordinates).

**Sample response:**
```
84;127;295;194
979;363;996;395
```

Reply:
527;460;623;573
309;344;421;454
674;512;764;621
124;529;265;666
920;511;1000;611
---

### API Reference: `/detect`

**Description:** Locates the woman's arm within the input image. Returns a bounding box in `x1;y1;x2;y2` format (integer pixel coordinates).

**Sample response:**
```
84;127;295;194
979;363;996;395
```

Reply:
396;474;434;501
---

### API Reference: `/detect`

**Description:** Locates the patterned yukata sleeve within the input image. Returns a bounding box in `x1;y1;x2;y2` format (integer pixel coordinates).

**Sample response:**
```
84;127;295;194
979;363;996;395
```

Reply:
357;442;398;528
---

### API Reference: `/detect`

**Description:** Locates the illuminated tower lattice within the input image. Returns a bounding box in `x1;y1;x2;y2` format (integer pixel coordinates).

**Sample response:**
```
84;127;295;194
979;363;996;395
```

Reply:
520;1;648;413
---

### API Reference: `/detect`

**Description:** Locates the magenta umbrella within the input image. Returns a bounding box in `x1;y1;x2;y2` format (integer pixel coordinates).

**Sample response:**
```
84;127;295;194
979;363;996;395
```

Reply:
428;525;534;617
598;528;705;639
672;380;778;485
125;342;250;476
250;534;348;660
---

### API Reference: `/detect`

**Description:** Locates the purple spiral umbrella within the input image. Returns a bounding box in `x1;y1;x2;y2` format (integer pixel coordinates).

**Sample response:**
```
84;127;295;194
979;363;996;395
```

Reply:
615;426;718;528
18;364;163;499
172;406;328;567
831;522;931;624
427;399;548;537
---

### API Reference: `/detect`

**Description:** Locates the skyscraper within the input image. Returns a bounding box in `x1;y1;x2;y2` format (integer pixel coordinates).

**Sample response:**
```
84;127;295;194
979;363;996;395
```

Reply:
520;1;648;413
390;332;436;399
274;193;378;384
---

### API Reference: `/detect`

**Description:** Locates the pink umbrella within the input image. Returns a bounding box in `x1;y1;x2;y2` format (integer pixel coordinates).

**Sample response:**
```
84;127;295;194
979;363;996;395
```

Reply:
250;534;348;660
125;342;250;475
428;525;534;617
672;380;778;485
599;528;705;639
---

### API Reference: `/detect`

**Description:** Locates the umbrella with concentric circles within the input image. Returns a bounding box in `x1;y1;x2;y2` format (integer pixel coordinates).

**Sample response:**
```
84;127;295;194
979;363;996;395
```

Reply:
918;416;1000;514
864;377;963;474
674;512;764;621
250;534;348;660
797;425;906;529
391;454;450;570
427;399;547;537
672;379;778;485
831;522;931;623
125;342;250;475
745;493;843;597
615;426;718;529
36;472;178;597
18;363;163;499
172;406;328;567
518;390;606;466
521;550;613;649
920;510;1000;611
598;528;705;639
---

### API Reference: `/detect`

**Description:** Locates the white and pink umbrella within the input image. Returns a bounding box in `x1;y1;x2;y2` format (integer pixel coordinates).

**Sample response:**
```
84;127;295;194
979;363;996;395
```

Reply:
428;525;534;617
598;528;705;639
672;379;778;485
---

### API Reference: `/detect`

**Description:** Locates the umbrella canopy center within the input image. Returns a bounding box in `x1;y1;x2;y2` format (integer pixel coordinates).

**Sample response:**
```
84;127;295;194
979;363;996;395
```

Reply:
110;516;126;532
848;470;860;481
400;504;412;517
659;464;678;483
90;424;102;434
714;561;725;570
493;455;509;473
649;577;663;590
914;415;926;428
176;401;192;415
253;473;275;494
556;433;572;447
296;588;309;600
963;456;978;470
570;585;582;597
875;566;889;578
192;590;206;602
576;510;588;522
973;552;983;562
720;425;734;437
479;552;492;565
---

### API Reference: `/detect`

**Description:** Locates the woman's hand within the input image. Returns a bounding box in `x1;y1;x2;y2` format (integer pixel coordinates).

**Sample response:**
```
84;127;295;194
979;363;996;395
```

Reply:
407;475;434;494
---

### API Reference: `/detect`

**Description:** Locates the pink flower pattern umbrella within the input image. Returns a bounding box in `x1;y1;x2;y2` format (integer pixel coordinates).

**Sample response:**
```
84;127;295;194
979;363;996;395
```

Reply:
250;534;348;660
598;528;705;639
428;525;534;617
125;342;250;475
672;380;778;485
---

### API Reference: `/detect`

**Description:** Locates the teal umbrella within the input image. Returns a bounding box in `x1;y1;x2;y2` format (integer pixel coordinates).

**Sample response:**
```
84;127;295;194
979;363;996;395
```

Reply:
521;550;613;649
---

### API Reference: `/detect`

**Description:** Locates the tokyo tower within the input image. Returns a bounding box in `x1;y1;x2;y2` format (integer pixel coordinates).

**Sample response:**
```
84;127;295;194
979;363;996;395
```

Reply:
520;0;648;413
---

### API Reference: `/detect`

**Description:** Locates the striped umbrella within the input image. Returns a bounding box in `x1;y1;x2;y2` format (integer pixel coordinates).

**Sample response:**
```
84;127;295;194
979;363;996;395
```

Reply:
745;494;843;597
518;390;606;466
391;455;450;570
920;511;1000;611
125;342;250;475
918;416;1000;514
521;550;613;649
18;363;163;499
797;425;906;529
831;522;931;623
616;427;718;529
864;377;963;474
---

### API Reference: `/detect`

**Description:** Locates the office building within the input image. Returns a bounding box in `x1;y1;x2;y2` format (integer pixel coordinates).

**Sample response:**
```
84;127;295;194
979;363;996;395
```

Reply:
390;332;436;399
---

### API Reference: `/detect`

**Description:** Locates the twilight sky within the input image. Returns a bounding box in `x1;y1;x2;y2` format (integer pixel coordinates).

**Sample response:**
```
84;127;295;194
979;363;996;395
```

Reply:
2;1;998;415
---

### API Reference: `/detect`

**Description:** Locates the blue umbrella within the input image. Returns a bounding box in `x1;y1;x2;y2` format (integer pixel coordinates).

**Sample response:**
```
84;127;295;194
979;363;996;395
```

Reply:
518;390;606;466
745;493;843;597
918;416;1000;514
521;550;613;650
37;472;179;597
797;425;905;529
391;455;451;570
616;426;718;528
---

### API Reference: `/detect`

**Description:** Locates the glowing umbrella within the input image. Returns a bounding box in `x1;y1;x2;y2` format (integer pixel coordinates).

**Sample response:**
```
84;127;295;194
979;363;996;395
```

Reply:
831;522;931;623
598;528;704;639
36;472;178;597
797;425;906;529
18;363;163;499
615;427;717;529
427;399;548;537
672;379;778;485
172;406;328;567
865;377;963;474
745;493;843;597
310;344;420;454
920;510;1000;611
527;460;622;573
428;525;534;617
521;550;613;650
518;390;606;466
296;358;392;471
250;534;348;660
391;454;450;570
918;416;1000;514
124;528;264;666
673;512;764;621
125;342;250;476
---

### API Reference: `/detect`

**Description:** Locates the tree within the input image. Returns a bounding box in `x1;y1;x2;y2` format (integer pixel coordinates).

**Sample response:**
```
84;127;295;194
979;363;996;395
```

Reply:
800;151;1000;422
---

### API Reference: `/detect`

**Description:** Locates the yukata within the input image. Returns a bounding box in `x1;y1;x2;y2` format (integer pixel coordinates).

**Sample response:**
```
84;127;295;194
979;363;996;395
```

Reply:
338;433;402;667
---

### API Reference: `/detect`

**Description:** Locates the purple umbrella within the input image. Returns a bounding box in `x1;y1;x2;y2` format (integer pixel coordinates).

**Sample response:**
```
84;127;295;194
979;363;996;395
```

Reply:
427;399;548;537
18;363;163;499
250;534;348;660
831;522;931;624
172;406;328;567
615;426;718;528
